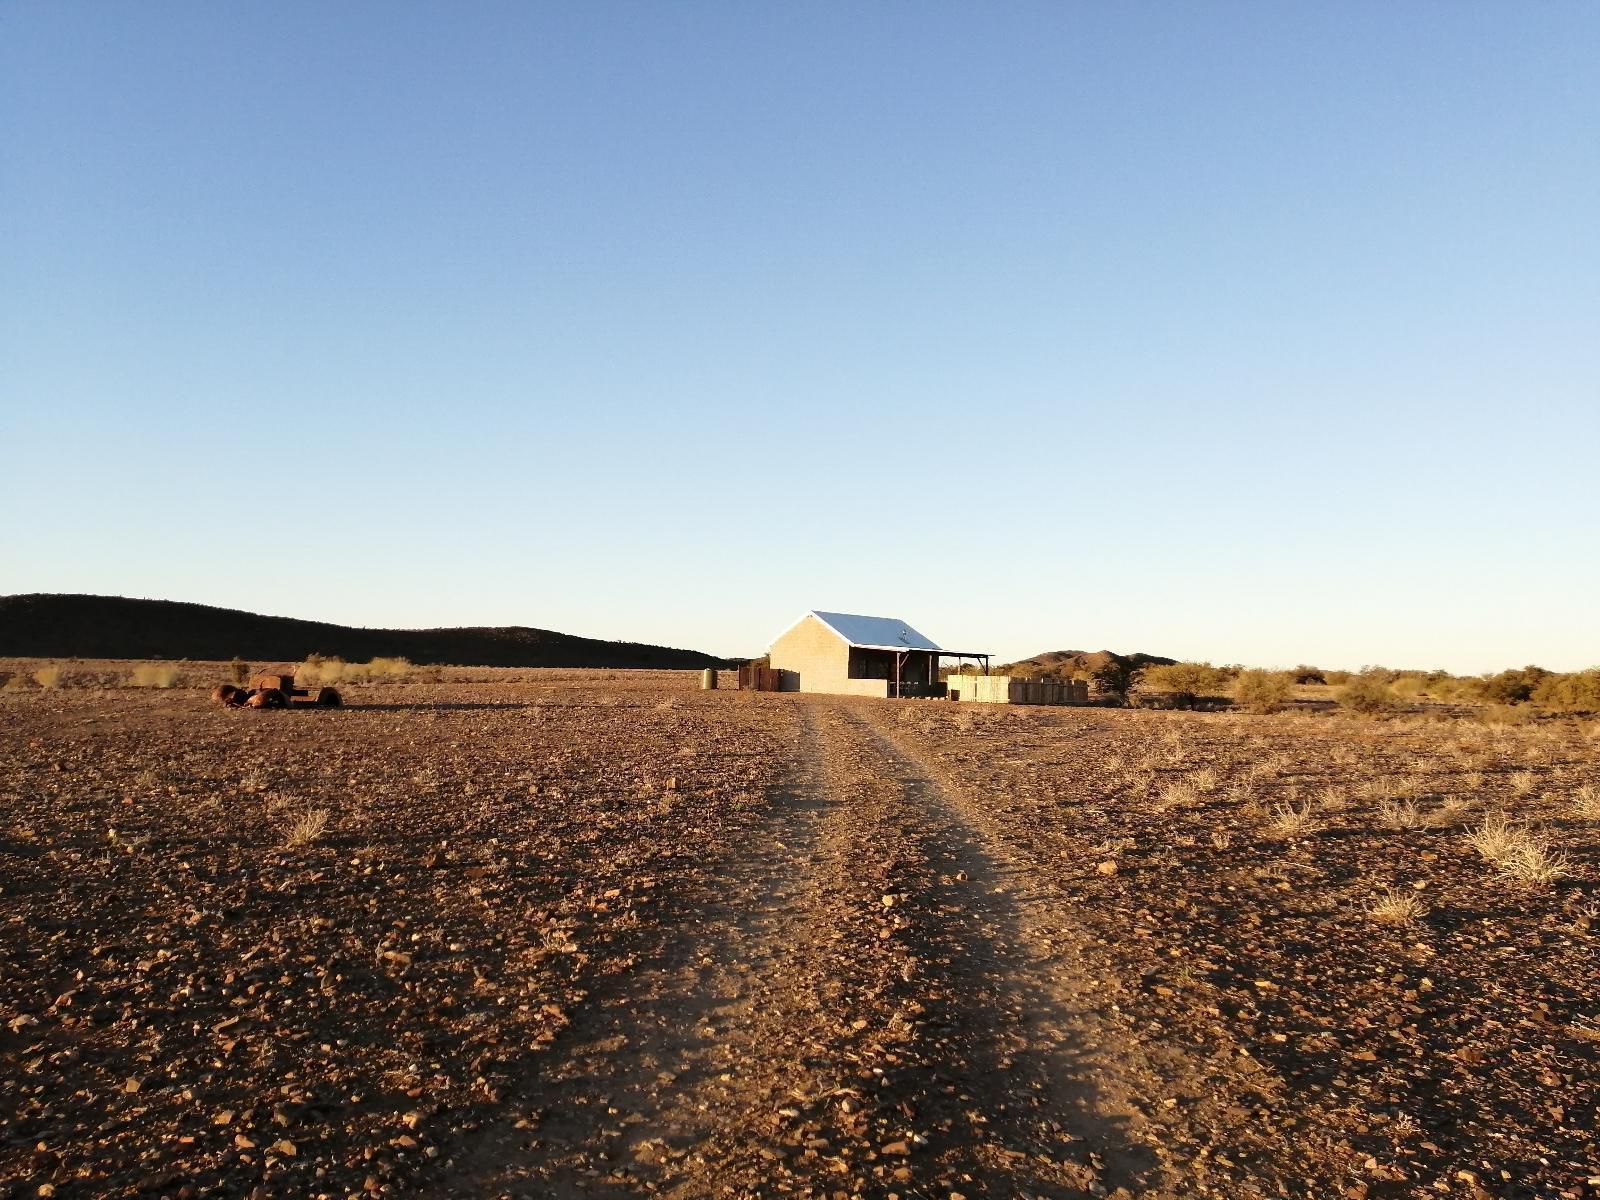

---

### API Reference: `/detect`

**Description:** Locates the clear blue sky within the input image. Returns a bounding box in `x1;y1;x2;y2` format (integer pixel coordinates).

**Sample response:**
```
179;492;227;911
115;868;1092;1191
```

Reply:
3;3;1596;672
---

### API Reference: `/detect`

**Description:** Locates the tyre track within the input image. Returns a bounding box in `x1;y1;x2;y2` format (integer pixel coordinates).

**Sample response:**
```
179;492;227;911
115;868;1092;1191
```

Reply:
453;697;1183;1199
454;702;940;1198
836;702;1176;1198
455;703;835;1196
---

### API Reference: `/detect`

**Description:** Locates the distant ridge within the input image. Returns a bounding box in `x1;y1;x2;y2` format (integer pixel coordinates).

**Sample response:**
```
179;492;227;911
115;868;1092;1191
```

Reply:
999;648;1176;678
0;594;726;670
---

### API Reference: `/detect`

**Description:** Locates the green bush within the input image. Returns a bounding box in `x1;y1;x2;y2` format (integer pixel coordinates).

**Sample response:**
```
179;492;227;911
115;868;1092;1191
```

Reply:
1532;669;1600;713
1391;674;1428;701
1233;669;1294;713
1472;665;1552;706
1142;662;1235;705
1337;672;1401;715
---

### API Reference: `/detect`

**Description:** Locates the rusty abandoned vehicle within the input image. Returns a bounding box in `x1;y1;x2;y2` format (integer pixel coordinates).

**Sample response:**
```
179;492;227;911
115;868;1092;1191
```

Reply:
211;672;341;709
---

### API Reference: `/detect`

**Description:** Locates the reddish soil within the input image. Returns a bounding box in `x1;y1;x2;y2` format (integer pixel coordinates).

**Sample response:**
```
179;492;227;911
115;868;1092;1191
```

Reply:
2;672;1596;1199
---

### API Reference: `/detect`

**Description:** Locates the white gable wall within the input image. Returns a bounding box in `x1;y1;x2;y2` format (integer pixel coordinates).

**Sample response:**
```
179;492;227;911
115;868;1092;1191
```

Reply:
768;614;890;697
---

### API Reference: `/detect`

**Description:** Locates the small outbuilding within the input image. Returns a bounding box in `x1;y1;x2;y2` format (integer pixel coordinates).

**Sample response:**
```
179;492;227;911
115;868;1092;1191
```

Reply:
763;611;990;698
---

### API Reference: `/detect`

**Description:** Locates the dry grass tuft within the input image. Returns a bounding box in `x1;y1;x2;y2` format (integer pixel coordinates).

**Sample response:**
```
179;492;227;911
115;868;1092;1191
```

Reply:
1366;887;1428;925
1435;795;1477;826
1465;814;1571;886
1508;770;1538;798
1268;800;1320;838
32;665;65;689
1158;779;1198;809
1497;840;1572;886
1465;812;1522;862
1570;784;1600;820
1377;797;1428;830
1355;778;1389;804
284;808;330;848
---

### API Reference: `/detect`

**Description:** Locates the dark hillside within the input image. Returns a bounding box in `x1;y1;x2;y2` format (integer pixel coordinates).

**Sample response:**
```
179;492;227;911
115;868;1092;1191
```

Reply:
0;594;726;669
1000;648;1176;679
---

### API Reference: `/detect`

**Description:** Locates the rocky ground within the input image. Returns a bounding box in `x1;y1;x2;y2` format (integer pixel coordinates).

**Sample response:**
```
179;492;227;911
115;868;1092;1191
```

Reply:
1;671;1596;1199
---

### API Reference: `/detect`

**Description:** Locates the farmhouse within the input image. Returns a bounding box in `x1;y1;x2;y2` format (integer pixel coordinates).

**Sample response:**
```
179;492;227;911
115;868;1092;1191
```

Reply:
763;611;990;698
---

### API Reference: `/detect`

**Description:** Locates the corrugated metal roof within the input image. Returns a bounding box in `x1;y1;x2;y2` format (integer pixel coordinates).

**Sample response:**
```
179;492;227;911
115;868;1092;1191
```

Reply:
810;611;944;652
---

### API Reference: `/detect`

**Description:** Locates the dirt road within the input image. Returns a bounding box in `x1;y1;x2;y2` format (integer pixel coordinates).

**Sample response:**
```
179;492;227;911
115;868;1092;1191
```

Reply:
459;698;1197;1199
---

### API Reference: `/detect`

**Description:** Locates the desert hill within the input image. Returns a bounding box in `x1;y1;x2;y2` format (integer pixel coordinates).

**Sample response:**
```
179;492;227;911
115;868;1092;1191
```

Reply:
999;648;1176;679
0;594;726;669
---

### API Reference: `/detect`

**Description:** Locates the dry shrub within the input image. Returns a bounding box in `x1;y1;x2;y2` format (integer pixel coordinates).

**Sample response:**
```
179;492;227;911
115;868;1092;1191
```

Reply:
1507;770;1538;798
285;808;329;847
1480;704;1531;727
32;665;65;689
305;656;409;685
1366;887;1428;925
129;664;180;688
